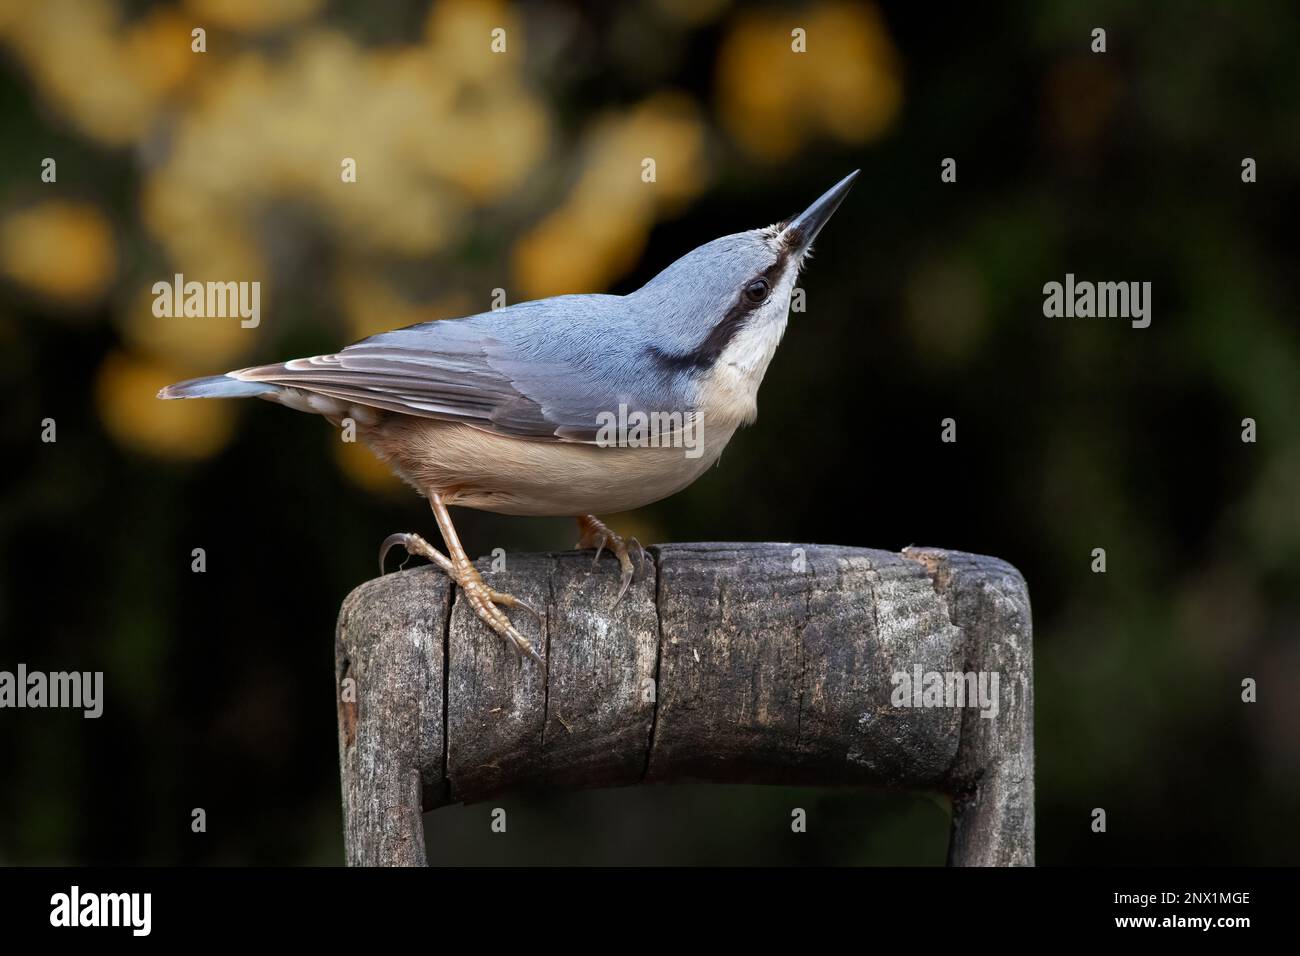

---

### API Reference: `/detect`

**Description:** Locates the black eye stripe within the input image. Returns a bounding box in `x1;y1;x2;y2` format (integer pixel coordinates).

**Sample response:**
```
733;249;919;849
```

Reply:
648;253;791;373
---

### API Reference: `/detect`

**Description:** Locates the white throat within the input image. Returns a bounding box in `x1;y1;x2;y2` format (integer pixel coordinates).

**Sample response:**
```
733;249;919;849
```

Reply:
699;292;794;428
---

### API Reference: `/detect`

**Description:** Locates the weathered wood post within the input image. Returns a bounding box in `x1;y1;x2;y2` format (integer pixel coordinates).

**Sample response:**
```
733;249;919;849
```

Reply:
335;543;1034;866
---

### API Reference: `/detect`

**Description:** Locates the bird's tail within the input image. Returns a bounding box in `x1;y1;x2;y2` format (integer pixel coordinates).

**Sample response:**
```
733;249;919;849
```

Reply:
157;374;280;400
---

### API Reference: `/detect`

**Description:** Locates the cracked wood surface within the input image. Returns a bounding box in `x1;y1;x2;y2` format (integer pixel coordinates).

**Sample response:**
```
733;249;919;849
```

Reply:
335;543;1034;866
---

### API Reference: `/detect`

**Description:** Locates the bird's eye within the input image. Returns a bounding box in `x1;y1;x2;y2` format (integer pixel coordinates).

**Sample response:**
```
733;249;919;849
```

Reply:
744;278;770;303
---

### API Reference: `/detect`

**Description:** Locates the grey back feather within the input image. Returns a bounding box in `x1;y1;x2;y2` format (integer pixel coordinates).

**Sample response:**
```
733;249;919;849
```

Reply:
232;229;778;443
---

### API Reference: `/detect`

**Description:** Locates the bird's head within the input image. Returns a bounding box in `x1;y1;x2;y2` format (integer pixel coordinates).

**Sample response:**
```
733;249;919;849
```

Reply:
633;170;858;390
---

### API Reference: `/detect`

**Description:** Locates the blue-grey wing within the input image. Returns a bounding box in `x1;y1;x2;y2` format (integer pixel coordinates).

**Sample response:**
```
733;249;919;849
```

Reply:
232;296;688;442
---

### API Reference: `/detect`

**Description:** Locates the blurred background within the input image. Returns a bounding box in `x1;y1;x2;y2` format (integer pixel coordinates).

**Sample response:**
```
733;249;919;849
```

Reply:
1;0;1298;865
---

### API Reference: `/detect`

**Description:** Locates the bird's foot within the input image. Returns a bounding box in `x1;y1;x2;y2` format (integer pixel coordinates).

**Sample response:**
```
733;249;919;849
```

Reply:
379;532;543;664
575;515;647;606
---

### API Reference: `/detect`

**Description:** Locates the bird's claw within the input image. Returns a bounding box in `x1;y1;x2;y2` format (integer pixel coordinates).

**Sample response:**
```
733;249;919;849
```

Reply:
446;564;544;664
379;532;413;574
378;532;543;664
576;517;645;608
486;587;545;626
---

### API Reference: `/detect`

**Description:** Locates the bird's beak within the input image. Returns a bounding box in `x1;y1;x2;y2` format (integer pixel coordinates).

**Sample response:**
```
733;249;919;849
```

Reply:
782;169;859;254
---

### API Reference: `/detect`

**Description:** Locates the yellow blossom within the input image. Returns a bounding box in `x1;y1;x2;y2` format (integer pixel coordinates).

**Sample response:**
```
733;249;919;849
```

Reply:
0;201;115;308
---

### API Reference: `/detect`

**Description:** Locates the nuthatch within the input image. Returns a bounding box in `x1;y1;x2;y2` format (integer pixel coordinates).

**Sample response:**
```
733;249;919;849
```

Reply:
159;171;858;663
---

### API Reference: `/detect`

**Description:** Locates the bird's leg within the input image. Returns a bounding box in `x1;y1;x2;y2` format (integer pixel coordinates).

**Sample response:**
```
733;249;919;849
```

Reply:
575;515;647;606
379;493;543;664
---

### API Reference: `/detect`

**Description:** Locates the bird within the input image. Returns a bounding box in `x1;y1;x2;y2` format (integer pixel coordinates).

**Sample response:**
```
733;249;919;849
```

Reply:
158;170;858;665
